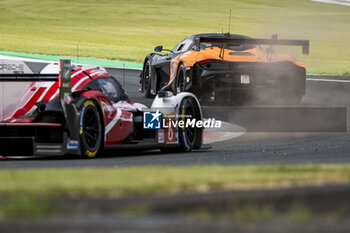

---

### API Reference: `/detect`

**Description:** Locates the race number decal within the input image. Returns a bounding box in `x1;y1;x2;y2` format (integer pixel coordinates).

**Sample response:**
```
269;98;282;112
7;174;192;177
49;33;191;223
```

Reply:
163;114;178;144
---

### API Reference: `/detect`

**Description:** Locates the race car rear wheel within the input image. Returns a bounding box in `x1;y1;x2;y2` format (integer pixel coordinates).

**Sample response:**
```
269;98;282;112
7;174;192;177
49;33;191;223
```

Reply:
79;100;103;159
284;92;303;105
178;96;202;152
280;70;305;105
142;60;154;98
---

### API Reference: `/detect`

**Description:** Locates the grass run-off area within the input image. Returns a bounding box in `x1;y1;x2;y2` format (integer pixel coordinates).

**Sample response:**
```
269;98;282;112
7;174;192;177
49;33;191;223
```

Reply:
1;164;350;197
1;164;350;219
0;0;349;75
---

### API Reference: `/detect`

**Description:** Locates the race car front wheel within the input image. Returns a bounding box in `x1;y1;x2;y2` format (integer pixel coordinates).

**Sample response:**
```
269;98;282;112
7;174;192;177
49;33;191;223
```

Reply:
79;100;103;159
178;96;202;152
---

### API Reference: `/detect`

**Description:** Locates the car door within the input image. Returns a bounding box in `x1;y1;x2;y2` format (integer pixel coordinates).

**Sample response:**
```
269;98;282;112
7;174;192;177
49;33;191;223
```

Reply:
167;38;195;86
156;38;194;77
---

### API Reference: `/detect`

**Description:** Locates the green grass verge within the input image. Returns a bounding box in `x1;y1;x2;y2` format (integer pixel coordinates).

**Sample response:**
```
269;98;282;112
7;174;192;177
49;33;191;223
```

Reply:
1;164;350;219
0;0;349;74
1;164;350;197
0;51;144;69
185;201;349;224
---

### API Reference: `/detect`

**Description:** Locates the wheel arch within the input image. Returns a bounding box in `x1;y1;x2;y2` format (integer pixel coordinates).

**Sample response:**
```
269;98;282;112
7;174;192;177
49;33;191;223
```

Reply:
79;97;105;158
176;93;203;150
79;92;110;140
87;98;104;129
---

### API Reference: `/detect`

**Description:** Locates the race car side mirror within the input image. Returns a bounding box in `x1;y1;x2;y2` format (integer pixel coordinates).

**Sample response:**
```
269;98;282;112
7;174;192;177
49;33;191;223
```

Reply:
154;46;163;52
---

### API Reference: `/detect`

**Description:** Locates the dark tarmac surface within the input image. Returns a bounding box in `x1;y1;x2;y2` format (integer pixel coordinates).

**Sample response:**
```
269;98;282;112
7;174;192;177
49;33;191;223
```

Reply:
1;132;350;168
0;63;349;168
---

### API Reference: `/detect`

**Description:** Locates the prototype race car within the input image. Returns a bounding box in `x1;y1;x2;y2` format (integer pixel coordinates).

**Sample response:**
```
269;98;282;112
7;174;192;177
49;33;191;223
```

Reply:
140;33;309;104
0;60;203;158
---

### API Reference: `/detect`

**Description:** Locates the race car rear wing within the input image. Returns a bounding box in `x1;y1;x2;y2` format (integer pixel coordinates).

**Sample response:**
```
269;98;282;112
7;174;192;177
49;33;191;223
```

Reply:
0;59;80;142
0;59;71;104
0;74;59;81
194;34;310;55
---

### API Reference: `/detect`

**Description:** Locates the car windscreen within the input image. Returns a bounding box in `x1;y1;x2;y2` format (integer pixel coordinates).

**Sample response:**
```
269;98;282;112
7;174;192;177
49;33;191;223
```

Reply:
97;77;130;103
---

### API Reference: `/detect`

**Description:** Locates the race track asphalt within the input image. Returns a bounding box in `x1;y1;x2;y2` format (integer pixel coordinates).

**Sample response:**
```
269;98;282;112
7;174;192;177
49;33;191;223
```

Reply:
0;63;349;168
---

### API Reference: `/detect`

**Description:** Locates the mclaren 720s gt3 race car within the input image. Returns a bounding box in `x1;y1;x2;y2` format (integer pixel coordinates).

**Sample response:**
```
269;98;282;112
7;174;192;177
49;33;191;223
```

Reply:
0;60;203;159
140;33;309;104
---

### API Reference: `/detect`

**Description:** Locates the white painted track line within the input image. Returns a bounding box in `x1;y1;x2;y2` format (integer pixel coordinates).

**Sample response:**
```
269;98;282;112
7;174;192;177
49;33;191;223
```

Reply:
203;120;246;144
307;78;350;83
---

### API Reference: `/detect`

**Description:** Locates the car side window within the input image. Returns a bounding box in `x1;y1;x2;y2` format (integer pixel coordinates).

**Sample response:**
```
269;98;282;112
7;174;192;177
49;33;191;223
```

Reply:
172;38;193;53
172;42;182;53
177;43;185;51
97;77;130;103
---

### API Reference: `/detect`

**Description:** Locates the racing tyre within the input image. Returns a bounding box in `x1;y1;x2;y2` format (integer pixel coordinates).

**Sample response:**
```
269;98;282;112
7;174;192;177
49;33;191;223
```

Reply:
79;100;103;159
282;68;305;105
173;64;186;95
178;97;202;151
142;60;154;98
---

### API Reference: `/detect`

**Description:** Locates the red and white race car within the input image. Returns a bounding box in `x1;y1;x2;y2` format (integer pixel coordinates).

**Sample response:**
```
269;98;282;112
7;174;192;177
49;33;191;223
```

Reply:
0;60;203;158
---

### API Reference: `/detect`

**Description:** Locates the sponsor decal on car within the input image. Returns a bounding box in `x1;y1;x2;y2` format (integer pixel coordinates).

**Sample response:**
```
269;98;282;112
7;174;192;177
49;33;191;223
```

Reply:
0;64;24;72
67;140;79;150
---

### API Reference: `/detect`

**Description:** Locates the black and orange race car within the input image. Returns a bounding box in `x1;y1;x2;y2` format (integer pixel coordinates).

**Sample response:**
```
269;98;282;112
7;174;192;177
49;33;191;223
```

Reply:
140;33;309;104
